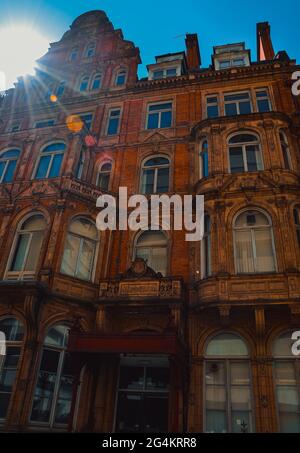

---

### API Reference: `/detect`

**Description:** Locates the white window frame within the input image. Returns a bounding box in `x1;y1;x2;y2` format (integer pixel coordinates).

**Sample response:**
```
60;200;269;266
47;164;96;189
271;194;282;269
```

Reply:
5;213;46;281
233;209;277;274
140;155;170;194
146;102;173;130
228;133;263;173
106;108;121;136
32;143;66;180
29;325;73;429
224;91;252;116
60;217;99;282
255;88;272;112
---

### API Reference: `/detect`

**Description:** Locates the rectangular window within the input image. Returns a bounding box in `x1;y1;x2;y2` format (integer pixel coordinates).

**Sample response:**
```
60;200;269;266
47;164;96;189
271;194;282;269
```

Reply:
166;68;177;77
274;361;300;433
219;60;231;69
35;119;55;128
205;361;253;433
224;92;252;116
256;89;271;113
107;109;121;136
146;102;172;129
0;346;20;419
153;70;164;80
232;58;245;67
206;96;219;118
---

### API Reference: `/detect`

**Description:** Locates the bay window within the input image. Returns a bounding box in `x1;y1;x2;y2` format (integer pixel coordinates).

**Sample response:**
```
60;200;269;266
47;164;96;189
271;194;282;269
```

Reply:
228;133;263;173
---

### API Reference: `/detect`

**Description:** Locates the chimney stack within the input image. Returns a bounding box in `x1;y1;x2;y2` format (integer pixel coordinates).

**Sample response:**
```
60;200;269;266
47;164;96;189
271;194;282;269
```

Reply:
257;22;275;61
185;34;201;70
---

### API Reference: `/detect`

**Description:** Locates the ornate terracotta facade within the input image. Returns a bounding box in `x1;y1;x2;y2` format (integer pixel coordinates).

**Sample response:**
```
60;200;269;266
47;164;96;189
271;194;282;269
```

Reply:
0;10;300;433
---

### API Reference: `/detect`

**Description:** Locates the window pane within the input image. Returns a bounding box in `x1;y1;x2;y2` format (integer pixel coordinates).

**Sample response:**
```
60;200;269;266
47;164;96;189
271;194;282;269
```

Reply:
98;173;110;190
76;239;95;280
225;103;237;116
46;326;69;348
246;145;260;171
257;99;270;112
146;367;169;390
160;111;172;128
207;105;219;118
156;167;169;193
147;113;159;130
10;234;29;271
61;234;80;277
0;161;5;181
230;362;250;385
231;410;251;433
201;152;209;177
141;169;155;194
229;148;244;173
48;153;63;178
206;387;227;433
273;334;295;357
24;231;44;271
35;155;51;179
254;229;276;272
0;393;11;419
0;320;23;342
206;362;226;385
119;367;144;390
235;229;254;273
3;160;17;183
107;118;119;135
206;334;248;356
239;101;252;114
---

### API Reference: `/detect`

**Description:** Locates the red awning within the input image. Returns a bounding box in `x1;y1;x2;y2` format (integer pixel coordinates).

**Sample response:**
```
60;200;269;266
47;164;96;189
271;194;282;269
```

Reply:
68;332;186;361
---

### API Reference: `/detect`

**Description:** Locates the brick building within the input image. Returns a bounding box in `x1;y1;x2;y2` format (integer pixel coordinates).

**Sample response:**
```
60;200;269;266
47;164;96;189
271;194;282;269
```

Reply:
0;10;300;433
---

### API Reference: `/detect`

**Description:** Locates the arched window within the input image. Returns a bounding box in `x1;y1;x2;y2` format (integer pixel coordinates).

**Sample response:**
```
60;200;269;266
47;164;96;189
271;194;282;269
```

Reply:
141;156;170;194
56;81;66;97
79;76;89;92
273;331;300;433
0;318;24;419
35;143;66;179
0;149;20;183
293;207;300;247
96;162;112;190
30;325;73;427
201;214;211;278
200;140;209;178
61;217;98;281
115;69;127;86
91;73;102;91
205;333;253;433
279;131;292;170
69;47;78;62
85;43;96;58
233;210;276;274
6;214;47;280
228;133;263;173
135;231;167;276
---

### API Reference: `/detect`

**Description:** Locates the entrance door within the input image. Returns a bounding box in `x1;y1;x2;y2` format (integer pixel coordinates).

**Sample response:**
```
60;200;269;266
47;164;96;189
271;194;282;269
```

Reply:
115;356;169;433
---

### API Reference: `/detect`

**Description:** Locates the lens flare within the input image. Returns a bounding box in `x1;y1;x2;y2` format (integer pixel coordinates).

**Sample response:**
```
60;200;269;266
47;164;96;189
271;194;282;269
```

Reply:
66;115;84;133
50;94;58;103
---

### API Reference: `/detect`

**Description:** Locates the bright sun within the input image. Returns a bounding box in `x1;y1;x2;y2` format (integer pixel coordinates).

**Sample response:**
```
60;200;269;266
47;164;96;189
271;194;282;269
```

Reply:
0;24;50;90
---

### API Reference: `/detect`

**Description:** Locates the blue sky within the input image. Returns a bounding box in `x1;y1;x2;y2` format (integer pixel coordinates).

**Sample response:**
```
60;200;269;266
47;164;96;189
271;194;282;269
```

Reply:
0;0;299;78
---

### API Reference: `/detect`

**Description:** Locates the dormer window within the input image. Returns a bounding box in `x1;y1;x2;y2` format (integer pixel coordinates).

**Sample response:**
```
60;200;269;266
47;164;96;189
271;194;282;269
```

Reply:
153;68;178;80
213;43;250;70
